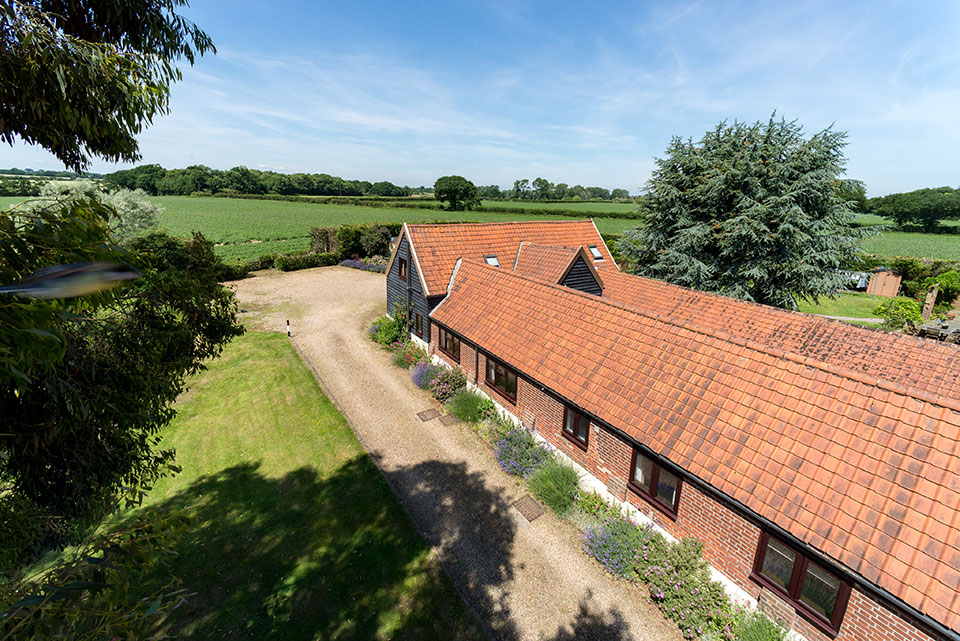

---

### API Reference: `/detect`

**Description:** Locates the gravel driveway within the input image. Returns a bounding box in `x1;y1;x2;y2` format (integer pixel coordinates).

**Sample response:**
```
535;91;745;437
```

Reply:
231;266;678;641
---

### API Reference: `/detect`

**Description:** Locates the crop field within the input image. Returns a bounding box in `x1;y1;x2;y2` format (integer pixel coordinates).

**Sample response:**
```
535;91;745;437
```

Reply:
3;195;956;261
862;231;959;260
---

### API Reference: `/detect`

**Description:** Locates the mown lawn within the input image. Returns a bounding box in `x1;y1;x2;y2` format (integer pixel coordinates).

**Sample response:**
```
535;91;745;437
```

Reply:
796;291;900;318
139;332;484;640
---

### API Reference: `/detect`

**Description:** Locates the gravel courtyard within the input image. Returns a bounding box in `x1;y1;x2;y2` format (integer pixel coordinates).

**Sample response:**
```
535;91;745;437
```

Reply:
231;266;678;641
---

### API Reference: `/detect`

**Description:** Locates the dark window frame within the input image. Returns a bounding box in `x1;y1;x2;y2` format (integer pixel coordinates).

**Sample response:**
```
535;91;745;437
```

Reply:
398;257;408;281
484;354;517;404
437;326;460;363
562;406;590;450
415;313;423;338
628;448;681;519
750;532;852;637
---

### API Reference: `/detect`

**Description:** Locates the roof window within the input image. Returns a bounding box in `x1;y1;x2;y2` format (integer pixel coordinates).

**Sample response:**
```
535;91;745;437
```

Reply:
588;245;603;260
484;255;501;267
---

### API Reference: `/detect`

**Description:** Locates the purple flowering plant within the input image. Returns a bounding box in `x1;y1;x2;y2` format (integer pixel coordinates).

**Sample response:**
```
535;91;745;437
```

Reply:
411;359;441;389
493;428;550;477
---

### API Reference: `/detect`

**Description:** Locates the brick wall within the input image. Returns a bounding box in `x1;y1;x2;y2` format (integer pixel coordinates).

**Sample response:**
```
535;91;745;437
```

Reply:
428;329;944;641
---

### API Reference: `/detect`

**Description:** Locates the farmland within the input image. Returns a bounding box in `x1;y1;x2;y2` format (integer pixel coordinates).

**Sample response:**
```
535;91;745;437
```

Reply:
480;199;638;213
2;194;957;262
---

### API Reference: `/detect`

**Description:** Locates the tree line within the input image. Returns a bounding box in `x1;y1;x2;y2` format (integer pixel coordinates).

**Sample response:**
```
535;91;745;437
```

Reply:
479;178;630;200
103;164;415;197
865;186;960;232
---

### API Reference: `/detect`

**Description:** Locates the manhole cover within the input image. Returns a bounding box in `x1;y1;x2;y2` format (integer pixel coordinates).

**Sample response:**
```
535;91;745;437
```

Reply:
512;495;544;522
439;414;462;426
417;409;440;421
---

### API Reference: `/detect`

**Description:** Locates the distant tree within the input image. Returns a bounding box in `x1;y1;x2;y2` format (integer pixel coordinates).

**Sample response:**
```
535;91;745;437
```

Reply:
434;175;480;211
477;184;503;199
837;180;867;213
569;184;588;200
30;180;161;240
586;186;611;200
0;0;214;171
513;178;530;199
617;115;869;310
866;186;960;232
611;188;630;199
532;177;554;200
554;183;569;199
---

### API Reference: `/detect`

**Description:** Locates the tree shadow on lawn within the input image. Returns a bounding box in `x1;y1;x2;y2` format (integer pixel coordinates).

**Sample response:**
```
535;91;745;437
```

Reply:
138;457;487;641
138;454;640;641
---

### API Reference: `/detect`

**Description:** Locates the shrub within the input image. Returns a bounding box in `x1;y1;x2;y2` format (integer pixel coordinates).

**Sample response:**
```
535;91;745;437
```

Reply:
360;225;391;256
369;314;405;346
339;257;387;273
446;388;494;423
411;359;441;389
391;341;427;369
247;252;279;271
582;514;654;580
574;490;626;524
873;298;922;329
922;270;960;306
429;367;467;402
274;251;337;271
728;608;786;641
215;261;249;282
529;457;580;516
494;428;550;477
644;538;730;639
474;413;515;444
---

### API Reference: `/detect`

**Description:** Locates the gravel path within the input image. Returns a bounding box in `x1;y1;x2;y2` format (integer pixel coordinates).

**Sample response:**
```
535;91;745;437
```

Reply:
231;267;678;641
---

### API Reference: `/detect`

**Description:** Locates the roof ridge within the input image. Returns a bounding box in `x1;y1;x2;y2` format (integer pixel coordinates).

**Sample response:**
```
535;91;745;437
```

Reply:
457;260;960;413
407;219;594;228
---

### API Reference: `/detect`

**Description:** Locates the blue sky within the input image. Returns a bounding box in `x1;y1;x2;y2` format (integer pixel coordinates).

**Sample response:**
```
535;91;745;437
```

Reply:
4;0;960;195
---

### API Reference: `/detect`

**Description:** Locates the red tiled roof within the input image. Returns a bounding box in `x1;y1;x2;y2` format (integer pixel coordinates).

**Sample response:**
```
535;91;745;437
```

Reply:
402;220;615;296
513;243;579;281
513;243;606;292
431;260;960;631
599;270;960;402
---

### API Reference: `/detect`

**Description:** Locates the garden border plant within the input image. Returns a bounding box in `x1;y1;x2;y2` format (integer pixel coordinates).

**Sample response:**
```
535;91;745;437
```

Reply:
365;315;785;641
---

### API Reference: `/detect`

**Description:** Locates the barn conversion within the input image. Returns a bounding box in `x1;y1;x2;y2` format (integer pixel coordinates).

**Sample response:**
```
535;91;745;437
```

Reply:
385;220;960;641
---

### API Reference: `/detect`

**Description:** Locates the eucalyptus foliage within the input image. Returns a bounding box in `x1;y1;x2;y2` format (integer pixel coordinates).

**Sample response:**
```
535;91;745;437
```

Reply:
0;0;214;170
618;116;869;309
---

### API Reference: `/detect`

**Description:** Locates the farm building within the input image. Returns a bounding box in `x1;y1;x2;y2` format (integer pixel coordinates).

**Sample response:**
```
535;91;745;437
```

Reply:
385;220;960;641
385;220;614;347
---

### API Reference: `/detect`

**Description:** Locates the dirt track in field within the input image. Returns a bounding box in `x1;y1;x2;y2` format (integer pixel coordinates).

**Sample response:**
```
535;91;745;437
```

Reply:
231;266;677;641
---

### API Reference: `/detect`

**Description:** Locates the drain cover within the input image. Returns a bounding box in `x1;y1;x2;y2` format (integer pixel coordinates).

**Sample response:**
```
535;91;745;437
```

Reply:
417;409;441;421
439;414;462;426
512;495;544;522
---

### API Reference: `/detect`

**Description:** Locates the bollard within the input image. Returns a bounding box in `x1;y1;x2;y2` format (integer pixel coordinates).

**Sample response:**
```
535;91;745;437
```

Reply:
286;319;290;337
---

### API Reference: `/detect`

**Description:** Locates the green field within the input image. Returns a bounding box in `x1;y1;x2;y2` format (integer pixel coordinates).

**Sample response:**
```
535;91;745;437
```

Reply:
796;291;896;318
4;194;957;262
862;231;959;260
137;331;483;640
480;199;637;213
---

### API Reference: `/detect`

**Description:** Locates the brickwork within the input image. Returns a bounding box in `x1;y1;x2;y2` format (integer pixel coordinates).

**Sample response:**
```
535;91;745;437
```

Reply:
428;326;944;641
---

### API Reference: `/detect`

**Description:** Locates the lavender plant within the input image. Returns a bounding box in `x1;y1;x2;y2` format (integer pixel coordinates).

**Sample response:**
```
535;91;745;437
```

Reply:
493;428;549;477
429;368;467;402
411;359;441;389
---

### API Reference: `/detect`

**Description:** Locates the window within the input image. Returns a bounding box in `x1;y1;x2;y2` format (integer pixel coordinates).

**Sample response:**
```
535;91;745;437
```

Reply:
485;355;517;402
484;255;501;267
628;449;681;517
415;313;423;337
751;532;851;636
398;257;408;281
563;406;590;450
437;326;460;362
588;245;603;260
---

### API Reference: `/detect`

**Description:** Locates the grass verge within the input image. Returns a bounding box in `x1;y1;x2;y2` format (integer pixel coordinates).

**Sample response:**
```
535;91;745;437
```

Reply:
796;291;906;318
137;331;484;640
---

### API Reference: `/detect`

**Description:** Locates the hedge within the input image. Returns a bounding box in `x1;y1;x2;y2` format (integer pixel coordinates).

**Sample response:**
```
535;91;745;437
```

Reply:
273;252;338;271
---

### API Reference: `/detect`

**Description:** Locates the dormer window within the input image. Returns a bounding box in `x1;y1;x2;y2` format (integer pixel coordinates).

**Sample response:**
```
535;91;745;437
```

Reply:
588;245;603;261
484;255;501;267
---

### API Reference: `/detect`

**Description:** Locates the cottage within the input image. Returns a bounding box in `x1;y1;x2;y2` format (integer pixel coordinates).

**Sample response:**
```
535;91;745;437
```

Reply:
382;220;960;641
385;220;614;346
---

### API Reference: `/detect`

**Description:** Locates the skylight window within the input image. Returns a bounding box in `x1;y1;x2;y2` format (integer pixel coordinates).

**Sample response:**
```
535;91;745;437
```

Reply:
588;245;604;260
484;255;501;267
